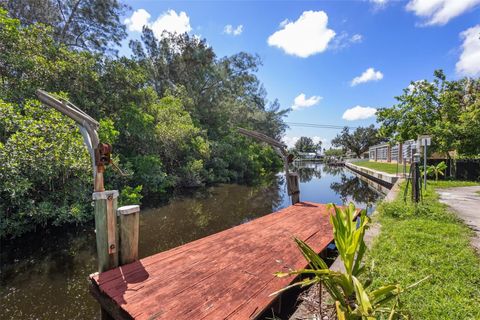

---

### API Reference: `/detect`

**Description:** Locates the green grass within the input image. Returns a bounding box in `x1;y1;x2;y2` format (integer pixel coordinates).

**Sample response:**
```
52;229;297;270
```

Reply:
430;180;479;188
366;180;480;320
353;160;409;175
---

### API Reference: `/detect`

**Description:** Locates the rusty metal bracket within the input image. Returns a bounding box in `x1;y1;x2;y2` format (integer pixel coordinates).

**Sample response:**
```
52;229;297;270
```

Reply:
95;143;113;167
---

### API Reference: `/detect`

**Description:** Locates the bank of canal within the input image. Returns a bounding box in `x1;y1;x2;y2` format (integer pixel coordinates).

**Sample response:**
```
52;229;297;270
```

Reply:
1;163;382;319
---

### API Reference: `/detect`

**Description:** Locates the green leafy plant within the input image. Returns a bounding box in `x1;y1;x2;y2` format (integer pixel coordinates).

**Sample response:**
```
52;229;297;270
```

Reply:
426;161;448;181
272;203;426;319
119;185;143;206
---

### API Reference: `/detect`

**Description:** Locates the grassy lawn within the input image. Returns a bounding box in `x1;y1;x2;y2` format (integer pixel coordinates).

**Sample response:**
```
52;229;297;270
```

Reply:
367;180;480;320
430;180;479;188
353;160;409;175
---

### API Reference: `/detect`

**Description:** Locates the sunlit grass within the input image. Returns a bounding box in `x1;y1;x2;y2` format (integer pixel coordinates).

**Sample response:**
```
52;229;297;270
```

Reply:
366;181;480;319
353;160;409;175
429;180;479;188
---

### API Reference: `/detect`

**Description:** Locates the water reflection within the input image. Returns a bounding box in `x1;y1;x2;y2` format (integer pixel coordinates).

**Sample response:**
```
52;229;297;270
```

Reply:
293;163;322;183
330;173;380;210
138;178;287;257
1;226;98;319
322;164;344;177
1;163;383;320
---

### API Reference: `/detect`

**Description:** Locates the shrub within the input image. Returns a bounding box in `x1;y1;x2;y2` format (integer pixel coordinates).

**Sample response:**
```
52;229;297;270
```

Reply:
0;99;91;238
119;185;143;206
272;203;426;319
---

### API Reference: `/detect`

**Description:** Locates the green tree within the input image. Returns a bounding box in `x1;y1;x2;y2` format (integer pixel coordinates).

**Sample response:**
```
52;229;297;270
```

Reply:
376;70;480;157
426;161;448;181
331;125;380;158
0;8;287;238
129;28;287;184
0;7;99;103
294;136;316;153
324;148;345;158
4;0;128;53
0;99;91;238
456;78;480;157
129;29;288;141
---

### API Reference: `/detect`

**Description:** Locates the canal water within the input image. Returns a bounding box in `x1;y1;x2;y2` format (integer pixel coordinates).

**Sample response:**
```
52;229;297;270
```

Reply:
0;163;382;319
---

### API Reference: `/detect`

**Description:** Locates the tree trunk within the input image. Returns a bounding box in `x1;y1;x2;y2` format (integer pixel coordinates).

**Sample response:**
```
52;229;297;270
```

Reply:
59;0;82;42
446;152;456;178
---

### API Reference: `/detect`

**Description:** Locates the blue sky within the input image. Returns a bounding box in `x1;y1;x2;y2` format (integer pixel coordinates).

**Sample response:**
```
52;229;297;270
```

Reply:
120;0;480;149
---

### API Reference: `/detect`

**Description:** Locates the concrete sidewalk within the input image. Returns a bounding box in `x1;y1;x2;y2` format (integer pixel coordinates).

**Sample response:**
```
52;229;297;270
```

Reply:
437;186;480;253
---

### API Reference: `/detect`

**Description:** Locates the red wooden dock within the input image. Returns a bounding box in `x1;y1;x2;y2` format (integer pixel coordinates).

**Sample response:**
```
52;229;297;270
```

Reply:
89;202;335;319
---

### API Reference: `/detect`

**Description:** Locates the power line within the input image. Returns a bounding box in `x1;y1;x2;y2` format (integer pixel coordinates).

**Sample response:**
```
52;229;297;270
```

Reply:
286;122;359;130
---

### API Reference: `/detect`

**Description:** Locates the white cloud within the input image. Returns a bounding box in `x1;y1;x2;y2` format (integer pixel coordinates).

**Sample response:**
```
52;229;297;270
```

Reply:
283;136;299;149
151;10;191;38
370;0;389;9
350;34;363;43
124;9;151;32
342;106;377;121
311;136;327;146
124;9;192;39
456;25;480;77
283;136;328;149
331;32;363;50
406;0;480;26
224;24;243;36
267;11;336;58
351;68;384;86
291;93;322;110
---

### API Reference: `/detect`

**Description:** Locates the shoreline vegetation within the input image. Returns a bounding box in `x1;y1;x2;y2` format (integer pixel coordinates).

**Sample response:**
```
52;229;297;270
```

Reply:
366;179;480;319
0;8;287;239
288;164;479;319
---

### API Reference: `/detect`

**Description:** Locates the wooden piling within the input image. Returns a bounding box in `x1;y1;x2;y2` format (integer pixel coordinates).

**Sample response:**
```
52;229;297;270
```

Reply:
93;190;119;273
118;205;140;265
288;172;300;205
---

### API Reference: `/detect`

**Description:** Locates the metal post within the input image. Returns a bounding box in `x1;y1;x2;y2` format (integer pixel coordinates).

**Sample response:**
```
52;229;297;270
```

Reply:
424;142;427;190
413;153;421;203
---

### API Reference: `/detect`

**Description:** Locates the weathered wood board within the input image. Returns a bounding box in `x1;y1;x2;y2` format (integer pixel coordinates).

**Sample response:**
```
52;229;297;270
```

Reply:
90;202;335;320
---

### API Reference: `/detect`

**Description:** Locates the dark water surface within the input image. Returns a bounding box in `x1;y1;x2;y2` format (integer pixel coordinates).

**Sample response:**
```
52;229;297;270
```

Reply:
1;163;382;319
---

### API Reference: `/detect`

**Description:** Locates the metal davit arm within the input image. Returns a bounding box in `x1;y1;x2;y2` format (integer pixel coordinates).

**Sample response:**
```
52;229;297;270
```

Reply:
35;89;105;191
237;127;299;203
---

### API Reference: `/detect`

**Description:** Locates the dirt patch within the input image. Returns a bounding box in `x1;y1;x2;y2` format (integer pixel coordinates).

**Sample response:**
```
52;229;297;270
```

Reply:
289;284;336;320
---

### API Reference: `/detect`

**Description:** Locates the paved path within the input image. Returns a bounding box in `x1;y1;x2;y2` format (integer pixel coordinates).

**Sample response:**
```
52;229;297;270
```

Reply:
437;186;480;253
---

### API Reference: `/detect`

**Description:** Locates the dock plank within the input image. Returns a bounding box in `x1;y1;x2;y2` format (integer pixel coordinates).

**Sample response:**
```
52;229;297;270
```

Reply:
90;202;335;319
